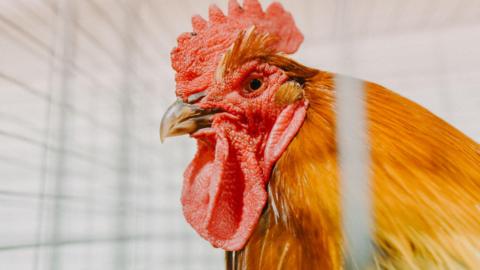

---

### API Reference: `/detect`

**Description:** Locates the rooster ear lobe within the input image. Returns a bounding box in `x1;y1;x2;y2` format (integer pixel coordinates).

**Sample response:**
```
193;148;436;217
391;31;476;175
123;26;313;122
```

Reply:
275;81;304;106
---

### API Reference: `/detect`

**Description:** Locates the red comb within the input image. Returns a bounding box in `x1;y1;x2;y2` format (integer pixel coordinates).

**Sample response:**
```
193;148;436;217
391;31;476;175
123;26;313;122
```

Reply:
171;0;304;99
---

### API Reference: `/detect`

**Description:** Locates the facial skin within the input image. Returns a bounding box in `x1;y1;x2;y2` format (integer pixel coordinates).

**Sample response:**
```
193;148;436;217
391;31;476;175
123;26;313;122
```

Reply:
161;59;290;141
197;61;289;130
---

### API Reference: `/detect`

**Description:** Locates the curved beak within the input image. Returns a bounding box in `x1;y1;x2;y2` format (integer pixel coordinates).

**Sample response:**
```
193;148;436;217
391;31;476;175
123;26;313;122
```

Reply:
160;99;217;142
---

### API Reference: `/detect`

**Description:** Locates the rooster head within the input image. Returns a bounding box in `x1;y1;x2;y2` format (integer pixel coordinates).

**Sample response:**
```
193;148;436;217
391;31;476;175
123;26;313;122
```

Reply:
160;0;315;250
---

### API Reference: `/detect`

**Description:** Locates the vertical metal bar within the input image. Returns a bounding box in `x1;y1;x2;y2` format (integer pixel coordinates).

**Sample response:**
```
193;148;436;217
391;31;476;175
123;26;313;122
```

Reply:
48;0;76;269
33;1;59;269
334;0;374;269
115;0;136;269
84;58;99;270
336;75;373;270
138;82;154;270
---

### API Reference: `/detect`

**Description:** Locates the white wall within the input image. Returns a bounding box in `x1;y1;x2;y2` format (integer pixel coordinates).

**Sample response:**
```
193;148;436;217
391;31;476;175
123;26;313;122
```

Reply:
0;0;478;269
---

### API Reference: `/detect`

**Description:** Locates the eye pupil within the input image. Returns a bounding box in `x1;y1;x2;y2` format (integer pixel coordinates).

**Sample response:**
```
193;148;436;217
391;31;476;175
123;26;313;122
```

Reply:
249;79;262;91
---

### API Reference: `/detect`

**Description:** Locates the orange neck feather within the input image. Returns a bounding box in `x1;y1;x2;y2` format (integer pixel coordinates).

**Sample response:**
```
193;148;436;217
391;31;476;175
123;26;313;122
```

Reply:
228;70;480;269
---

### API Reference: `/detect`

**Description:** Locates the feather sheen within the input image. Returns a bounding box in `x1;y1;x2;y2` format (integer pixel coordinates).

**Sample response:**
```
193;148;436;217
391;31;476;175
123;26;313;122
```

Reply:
228;71;480;269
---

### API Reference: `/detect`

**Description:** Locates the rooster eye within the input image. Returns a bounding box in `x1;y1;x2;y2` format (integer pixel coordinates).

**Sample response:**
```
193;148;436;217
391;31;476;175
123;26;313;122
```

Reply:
247;78;263;92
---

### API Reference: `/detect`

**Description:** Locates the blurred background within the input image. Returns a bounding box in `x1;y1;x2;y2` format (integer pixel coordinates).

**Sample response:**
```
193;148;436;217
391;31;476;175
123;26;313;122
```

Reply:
0;0;478;269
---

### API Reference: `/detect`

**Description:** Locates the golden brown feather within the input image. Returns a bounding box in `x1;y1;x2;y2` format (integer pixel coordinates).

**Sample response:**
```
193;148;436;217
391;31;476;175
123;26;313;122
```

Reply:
227;66;480;269
216;27;277;82
215;30;480;269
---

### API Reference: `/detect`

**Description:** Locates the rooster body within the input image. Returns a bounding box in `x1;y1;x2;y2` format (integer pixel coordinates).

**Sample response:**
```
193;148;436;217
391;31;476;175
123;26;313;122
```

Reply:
228;72;480;269
160;1;480;269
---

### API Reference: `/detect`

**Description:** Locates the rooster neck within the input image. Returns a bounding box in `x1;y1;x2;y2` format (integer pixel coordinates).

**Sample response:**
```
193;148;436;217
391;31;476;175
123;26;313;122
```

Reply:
226;71;480;269
227;72;341;269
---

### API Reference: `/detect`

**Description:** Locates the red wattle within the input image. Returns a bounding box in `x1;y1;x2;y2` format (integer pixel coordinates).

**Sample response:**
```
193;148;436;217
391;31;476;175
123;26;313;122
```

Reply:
181;101;307;250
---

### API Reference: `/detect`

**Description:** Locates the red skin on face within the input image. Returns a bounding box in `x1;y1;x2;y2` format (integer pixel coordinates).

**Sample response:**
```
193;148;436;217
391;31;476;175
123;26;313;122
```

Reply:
181;61;308;250
170;0;305;250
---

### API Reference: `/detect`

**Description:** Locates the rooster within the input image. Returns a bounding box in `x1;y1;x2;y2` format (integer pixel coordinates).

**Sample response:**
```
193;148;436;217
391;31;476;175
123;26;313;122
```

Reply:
160;0;480;269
